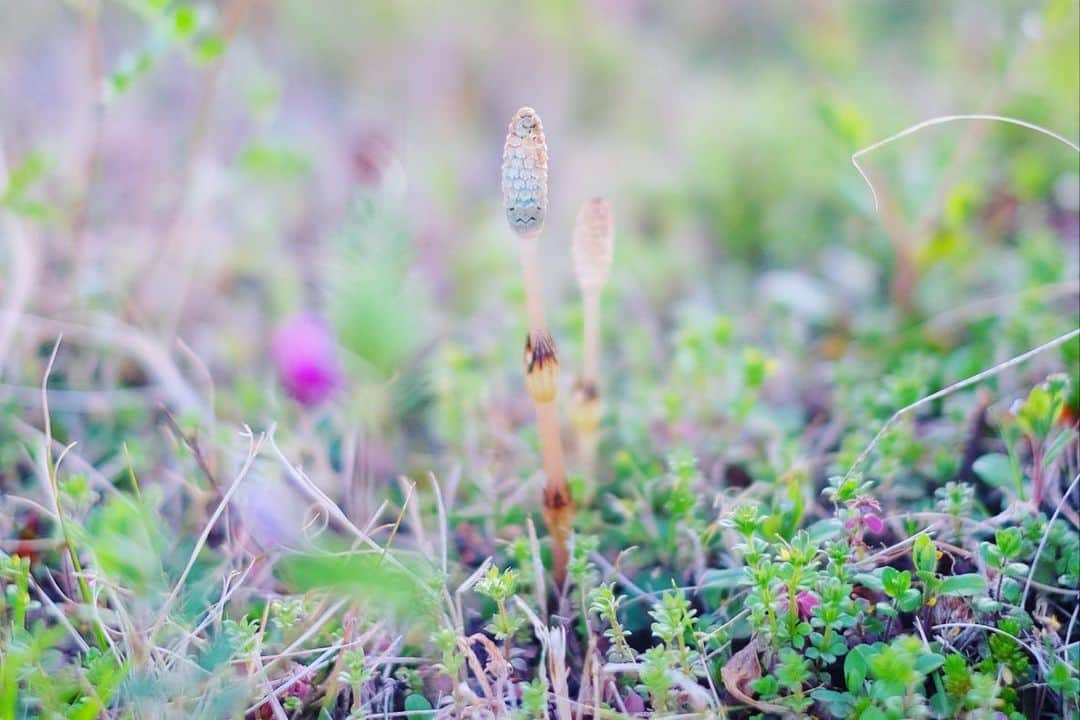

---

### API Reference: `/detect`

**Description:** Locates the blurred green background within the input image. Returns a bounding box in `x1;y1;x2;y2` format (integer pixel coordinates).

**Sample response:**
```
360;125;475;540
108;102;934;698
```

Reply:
0;0;1077;482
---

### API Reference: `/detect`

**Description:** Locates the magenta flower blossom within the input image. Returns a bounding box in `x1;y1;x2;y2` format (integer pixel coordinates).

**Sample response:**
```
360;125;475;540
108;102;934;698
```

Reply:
271;314;341;406
796;590;820;620
862;513;885;535
845;513;885;534
845;494;885;540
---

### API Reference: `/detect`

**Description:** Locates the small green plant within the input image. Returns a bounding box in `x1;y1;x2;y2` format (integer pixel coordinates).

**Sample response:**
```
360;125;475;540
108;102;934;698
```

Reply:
1010;374;1074;507
338;648;374;714
476;566;524;653
589;582;633;661
638;645;675;714
515;676;549;719
649;589;698;675
934;481;974;541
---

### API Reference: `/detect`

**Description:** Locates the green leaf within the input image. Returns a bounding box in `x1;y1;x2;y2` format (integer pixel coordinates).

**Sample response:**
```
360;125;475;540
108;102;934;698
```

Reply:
913;652;945;675
69;652;130;720
172;4;198;38
195;34;226;63
938;574;987;597
5;198;53;220
86;494;168;593
845;645;871;692
327;195;425;378
897;588;923;613
972;597;1002;613
979;541;1004;570
238;142;312;179
912;534;938;575
404;694;433;715
881;567;910;598
750;674;779;697
995;527;1024;559
699;567;746;591
972;453;1016;489
815;95;870;149
810;688;855;716
275;541;433;626
1;150;48;200
854;572;884;593
1046;659;1079;696
108;49;155;99
1004;562;1029;578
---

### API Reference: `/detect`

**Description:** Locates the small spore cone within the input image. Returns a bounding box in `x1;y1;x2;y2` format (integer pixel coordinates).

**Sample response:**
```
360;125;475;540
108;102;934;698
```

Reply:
572;197;614;294
502;107;549;236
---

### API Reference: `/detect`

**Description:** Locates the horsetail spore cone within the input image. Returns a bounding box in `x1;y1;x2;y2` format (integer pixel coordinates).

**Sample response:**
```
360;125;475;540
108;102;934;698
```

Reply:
502;107;548;237
502;107;573;586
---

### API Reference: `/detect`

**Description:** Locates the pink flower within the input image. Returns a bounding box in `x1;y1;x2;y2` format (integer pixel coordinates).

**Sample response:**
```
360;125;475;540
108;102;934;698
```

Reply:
844;495;885;537
271;314;341;407
796;590;820;620
862;513;885;536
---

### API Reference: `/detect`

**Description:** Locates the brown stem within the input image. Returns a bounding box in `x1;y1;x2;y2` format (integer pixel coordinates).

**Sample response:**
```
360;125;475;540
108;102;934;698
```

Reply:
519;239;572;585
535;400;572;586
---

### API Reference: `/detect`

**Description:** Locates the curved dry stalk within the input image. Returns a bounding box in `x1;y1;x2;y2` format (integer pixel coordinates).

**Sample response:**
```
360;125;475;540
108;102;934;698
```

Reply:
39;337;110;651
502;107;573;586
852;113;1080;213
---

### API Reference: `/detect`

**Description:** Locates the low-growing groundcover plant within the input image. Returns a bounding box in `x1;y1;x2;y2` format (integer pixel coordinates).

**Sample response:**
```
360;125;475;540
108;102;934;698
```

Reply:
2;4;1080;719
3;102;1078;718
